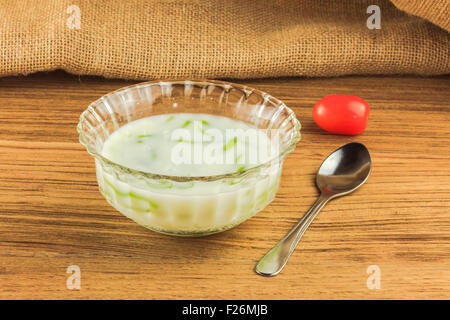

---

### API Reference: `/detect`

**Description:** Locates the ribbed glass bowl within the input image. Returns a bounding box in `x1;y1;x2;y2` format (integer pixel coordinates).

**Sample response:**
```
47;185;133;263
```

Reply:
78;80;301;236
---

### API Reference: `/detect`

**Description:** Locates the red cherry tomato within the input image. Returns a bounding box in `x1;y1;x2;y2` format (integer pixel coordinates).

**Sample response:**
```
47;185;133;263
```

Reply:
312;94;370;135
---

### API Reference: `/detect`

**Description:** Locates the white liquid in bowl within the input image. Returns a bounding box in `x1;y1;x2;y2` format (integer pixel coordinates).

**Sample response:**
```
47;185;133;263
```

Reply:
97;113;282;236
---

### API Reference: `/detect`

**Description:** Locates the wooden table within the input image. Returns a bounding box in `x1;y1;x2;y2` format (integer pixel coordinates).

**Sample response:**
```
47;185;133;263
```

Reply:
0;72;449;299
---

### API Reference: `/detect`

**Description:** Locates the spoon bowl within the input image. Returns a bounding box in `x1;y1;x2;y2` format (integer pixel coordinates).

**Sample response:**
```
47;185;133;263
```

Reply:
317;142;372;198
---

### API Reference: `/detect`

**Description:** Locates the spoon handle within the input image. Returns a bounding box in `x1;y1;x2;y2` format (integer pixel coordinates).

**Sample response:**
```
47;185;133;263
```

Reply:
255;193;330;276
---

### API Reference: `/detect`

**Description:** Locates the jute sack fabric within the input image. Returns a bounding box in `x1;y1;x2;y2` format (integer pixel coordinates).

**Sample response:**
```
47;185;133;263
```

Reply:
0;0;448;80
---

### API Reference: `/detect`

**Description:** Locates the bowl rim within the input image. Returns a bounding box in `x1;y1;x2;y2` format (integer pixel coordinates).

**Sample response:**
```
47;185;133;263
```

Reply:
77;79;301;182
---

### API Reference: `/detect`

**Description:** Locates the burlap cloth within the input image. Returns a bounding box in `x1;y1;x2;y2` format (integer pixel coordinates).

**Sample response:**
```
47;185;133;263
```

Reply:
0;0;449;79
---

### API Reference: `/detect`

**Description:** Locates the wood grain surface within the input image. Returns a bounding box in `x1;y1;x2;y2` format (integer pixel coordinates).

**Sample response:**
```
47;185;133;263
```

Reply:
0;72;449;299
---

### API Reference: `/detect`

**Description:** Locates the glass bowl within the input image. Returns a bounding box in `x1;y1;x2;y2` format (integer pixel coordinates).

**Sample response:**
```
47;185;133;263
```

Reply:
77;80;301;236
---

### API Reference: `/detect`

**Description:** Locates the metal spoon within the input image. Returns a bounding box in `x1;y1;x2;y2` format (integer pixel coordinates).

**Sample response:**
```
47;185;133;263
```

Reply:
255;142;372;276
